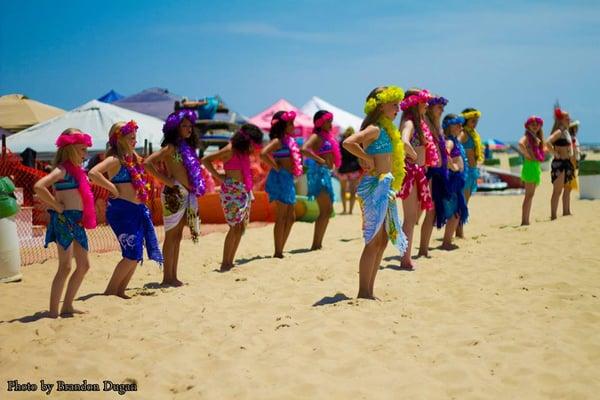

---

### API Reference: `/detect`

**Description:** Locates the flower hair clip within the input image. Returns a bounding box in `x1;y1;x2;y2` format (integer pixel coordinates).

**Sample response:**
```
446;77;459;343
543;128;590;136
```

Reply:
271;111;296;126
120;120;138;136
163;109;197;134
428;96;448;107
525;116;544;128
400;89;432;111
314;112;333;128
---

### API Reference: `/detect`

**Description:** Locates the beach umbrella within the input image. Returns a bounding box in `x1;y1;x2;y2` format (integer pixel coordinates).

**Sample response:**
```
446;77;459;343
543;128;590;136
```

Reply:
113;87;182;120
97;90;125;103
484;138;509;150
0;94;65;132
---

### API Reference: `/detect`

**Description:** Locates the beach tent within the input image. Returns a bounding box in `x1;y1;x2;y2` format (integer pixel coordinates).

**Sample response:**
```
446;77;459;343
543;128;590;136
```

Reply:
249;99;313;137
6;100;165;153
113;87;182;120
0;94;65;132
0;127;13;138
97;90;125;103
301;96;362;132
484;138;509;151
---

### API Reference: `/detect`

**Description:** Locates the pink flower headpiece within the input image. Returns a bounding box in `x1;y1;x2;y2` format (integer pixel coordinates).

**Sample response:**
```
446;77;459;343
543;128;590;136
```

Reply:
524;116;544;128
554;107;566;120
110;120;138;145
271;111;296;126
400;90;432;111
55;132;93;148
314;112;333;128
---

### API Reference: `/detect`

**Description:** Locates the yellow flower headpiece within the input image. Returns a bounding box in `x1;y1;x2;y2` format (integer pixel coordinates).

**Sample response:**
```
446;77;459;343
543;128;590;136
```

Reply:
364;86;405;115
462;110;482;120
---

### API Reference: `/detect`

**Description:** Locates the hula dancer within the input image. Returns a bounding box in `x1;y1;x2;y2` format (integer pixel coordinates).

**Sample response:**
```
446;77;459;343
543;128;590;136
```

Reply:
89;121;163;298
301;110;341;250
144;109;205;286
343;86;408;299
260;111;303;258
34;129;96;317
202;124;264;271
518;115;545;225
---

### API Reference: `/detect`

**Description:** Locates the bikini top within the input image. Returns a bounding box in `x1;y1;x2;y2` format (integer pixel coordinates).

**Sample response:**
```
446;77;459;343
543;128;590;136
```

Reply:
449;139;462;158
410;129;423;147
223;152;248;170
553;129;572;147
110;165;132;184
272;140;291;158
316;137;333;155
463;133;475;150
54;172;79;191
365;126;392;155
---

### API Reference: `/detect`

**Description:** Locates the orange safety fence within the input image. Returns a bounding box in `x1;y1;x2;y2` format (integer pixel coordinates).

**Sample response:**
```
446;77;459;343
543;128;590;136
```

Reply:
1;149;274;266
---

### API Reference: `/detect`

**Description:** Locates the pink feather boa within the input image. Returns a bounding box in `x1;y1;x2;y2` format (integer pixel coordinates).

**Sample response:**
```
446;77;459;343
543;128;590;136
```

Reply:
62;161;96;229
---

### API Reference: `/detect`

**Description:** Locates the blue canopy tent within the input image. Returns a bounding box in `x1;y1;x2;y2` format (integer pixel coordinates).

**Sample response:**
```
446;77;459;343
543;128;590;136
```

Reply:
97;90;124;103
113;87;182;120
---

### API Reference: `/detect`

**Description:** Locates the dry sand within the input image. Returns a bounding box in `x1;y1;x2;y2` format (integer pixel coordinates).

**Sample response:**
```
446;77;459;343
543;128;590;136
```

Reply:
1;155;600;399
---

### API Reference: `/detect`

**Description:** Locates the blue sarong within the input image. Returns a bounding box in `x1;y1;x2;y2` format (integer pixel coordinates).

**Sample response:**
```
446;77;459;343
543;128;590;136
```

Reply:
356;173;407;255
444;171;469;225
106;198;163;265
45;209;89;251
465;166;479;194
306;159;335;201
426;166;450;229
265;168;296;205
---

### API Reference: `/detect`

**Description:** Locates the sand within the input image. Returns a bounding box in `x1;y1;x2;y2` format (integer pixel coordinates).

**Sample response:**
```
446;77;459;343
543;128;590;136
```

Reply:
1;155;600;399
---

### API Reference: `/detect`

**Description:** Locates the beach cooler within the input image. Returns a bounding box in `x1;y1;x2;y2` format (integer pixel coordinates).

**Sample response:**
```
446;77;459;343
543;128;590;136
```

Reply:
579;160;600;200
484;158;500;167
0;177;22;282
509;156;523;175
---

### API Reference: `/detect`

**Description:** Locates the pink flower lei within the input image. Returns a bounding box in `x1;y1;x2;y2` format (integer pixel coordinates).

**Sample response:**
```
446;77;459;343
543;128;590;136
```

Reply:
282;135;303;177
420;118;440;167
61;160;97;229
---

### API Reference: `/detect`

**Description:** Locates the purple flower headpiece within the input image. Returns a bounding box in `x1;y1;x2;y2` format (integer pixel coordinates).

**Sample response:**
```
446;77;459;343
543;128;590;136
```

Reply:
428;96;448;107
163;109;197;134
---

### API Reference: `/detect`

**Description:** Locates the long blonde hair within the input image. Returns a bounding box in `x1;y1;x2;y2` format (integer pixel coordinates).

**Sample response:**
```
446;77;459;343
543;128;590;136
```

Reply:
53;128;83;167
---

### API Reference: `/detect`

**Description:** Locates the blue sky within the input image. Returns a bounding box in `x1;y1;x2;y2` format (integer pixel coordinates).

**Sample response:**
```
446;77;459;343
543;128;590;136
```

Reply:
1;0;598;143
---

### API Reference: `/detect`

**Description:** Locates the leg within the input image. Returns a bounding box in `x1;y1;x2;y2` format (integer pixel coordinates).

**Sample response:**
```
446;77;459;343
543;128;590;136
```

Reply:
456;189;471;238
521;183;537;225
169;218;186;286
273;201;287;258
311;191;332;250
161;217;185;286
105;258;136;297
358;226;386;299
348;178;359;215
550;171;565;220
49;244;73;318
401;188;419;269
116;260;138;299
368;228;389;298
340;178;348;214
562;186;572;216
61;242;90;315
442;216;460;249
221;224;244;271
418;209;436;257
280;204;296;253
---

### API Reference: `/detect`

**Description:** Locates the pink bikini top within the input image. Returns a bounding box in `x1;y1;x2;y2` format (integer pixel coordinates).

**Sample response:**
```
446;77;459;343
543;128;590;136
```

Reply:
223;151;253;192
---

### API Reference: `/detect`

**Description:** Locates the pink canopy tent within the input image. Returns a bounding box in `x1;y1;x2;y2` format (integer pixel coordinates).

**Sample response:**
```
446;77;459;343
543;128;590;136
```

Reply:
249;99;314;137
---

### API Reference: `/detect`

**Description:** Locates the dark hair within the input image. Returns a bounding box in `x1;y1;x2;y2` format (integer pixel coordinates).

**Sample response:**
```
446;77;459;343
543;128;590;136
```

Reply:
400;88;425;144
232;123;263;154
269;110;288;140
312;110;330;135
461;108;477;127
360;87;386;130
161;117;198;149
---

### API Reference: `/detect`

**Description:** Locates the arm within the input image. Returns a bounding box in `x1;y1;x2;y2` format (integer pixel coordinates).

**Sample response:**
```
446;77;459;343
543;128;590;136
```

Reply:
181;100;208;108
88;157;120;197
201;144;233;183
143;145;176;187
33;168;66;213
401;120;418;161
260;139;282;171
518;137;533;160
301;134;327;165
545;129;562;154
445;140;460;172
342;125;378;171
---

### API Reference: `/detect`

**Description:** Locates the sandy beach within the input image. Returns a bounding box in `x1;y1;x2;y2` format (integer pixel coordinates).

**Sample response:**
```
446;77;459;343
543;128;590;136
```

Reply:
1;156;600;399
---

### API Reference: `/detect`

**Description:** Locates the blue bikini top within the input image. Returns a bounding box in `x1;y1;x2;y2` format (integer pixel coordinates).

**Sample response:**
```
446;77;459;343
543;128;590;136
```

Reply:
365;126;392;155
54;172;78;191
463;133;475;150
273;141;291;158
110;165;132;184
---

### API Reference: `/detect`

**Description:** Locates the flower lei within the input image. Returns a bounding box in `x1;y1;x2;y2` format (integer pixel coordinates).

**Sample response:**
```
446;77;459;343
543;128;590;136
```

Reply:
428;96;448;107
461;110;484;163
282;135;303;177
400;89;432;111
378;117;405;191
317;129;342;169
111;120;138;146
122;153;151;203
364;86;405;114
62;161;96;229
419;118;440;167
524;115;543;129
178;140;206;196
526;131;545;162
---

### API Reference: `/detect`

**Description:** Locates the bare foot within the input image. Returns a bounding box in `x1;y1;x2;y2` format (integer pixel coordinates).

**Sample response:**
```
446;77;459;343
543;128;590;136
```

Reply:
60;307;87;317
416;251;429;258
48;311;59;319
440;243;459;251
400;260;416;270
116;292;131;300
310;245;322;251
357;291;376;300
171;279;184;287
551;215;557;220
563;212;572;216
220;263;233;272
273;253;284;259
521;222;530;226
